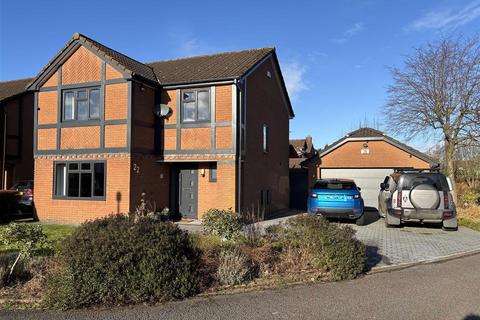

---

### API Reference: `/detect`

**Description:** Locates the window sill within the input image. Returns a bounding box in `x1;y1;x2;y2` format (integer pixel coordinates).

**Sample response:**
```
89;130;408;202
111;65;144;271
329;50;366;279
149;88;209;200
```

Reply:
52;196;106;201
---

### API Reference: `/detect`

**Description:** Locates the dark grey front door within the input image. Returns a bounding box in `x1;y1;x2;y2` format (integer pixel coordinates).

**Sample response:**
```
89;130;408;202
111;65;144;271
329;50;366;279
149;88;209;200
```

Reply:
178;165;198;219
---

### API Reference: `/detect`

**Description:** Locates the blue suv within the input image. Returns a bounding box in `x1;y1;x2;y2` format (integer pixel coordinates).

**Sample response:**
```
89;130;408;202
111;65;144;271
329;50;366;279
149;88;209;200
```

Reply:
308;179;365;225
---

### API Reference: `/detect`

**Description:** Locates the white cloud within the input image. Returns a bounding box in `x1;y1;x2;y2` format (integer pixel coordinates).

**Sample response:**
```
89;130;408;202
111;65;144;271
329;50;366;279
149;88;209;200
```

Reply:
282;61;309;99
409;0;480;30
177;37;214;57
332;22;365;44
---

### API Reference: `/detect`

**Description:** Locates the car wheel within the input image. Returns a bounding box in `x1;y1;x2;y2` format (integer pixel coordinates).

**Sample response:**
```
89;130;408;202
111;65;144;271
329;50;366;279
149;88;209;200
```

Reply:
356;214;366;226
384;214;399;228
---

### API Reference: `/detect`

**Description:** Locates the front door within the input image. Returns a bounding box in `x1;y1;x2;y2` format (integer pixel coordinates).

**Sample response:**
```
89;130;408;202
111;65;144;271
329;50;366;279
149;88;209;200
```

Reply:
178;165;198;219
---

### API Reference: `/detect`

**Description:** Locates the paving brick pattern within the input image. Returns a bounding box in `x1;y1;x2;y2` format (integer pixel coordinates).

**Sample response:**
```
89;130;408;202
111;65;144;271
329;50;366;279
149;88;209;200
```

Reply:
352;220;480;269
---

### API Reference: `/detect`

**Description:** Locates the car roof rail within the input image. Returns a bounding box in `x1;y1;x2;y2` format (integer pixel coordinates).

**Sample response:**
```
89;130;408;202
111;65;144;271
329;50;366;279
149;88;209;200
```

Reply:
393;168;441;174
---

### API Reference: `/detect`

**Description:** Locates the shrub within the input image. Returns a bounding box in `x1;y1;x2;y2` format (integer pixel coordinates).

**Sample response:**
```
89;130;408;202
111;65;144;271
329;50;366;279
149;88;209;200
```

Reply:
45;215;200;309
216;247;254;286
202;208;244;240
0;223;49;285
269;215;366;280
0;252;30;288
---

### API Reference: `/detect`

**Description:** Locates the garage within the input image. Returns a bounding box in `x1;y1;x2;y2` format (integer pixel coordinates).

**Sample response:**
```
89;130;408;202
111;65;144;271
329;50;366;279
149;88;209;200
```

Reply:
320;168;393;208
318;128;438;209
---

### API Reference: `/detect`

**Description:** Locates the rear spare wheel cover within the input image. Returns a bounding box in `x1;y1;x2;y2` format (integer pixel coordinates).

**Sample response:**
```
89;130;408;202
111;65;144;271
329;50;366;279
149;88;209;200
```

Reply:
409;184;440;209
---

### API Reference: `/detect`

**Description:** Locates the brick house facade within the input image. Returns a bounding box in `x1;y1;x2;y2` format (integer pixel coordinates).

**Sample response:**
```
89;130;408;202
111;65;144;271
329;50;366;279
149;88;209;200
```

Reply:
24;33;293;223
0;79;35;189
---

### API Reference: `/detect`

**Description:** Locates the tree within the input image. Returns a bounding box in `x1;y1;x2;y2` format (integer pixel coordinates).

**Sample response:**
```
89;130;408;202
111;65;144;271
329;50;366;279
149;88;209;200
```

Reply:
385;36;480;180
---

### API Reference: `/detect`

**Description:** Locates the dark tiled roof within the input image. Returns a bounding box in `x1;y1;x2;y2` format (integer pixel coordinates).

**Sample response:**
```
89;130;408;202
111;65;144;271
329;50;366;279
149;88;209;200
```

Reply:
0;78;33;102
319;127;438;166
146;48;274;85
348;127;385;138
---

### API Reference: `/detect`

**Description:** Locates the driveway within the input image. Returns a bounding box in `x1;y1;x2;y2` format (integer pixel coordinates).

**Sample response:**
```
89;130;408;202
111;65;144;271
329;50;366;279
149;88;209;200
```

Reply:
6;252;480;320
255;210;480;270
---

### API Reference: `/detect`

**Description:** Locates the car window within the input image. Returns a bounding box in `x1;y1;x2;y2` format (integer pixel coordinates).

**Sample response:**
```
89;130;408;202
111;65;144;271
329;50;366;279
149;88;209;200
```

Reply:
314;181;357;190
388;177;397;192
9;181;33;191
400;174;448;191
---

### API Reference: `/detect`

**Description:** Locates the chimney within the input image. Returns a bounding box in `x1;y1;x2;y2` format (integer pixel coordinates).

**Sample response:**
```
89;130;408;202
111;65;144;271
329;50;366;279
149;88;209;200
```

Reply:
305;136;313;153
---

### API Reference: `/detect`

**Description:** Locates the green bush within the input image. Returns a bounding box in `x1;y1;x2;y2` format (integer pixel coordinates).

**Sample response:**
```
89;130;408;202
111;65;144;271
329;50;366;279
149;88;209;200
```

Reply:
268;215;366;280
202;208;244;240
45;215;200;309
216;247;254;286
460;191;480;206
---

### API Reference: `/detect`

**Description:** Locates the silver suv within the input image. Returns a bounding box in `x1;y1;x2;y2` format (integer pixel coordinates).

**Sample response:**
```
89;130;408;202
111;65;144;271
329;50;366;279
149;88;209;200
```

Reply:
378;170;458;231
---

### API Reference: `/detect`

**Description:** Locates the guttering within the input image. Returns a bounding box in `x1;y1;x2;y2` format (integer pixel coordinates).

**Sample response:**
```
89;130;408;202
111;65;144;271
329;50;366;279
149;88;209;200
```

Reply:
161;79;235;89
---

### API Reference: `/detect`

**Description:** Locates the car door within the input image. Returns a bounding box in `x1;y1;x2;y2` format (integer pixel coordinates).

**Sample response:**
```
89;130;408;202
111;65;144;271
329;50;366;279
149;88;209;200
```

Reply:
378;176;390;214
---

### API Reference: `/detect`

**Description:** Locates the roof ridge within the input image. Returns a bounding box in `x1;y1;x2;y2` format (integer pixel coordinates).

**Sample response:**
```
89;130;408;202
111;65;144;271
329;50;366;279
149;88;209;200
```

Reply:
145;47;274;65
0;77;34;84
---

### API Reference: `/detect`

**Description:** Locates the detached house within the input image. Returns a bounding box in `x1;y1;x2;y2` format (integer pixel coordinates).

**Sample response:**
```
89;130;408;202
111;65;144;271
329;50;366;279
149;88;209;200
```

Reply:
26;33;293;223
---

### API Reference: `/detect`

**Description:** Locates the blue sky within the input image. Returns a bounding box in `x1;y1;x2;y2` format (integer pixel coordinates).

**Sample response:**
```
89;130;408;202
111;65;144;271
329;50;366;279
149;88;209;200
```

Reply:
1;0;480;150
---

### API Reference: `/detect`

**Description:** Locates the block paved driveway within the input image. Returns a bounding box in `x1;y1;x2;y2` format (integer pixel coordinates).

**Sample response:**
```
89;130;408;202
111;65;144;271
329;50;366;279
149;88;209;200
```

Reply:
256;210;480;270
352;217;480;269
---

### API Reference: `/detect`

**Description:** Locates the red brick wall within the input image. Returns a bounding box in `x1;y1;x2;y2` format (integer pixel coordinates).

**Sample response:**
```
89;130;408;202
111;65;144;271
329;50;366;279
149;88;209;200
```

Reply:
34;155;131;224
106;64;123;80
60;126;101;149
215;85;232;122
62;46;102;85
37;91;57;125
43;71;58;87
180;128;211;150
241;57;290;216
130;155;170;213
105;83;128;121
319;140;431;169
215;126;232;149
37;128;57;150
131;82;156;152
104;124;127;148
0;93;34;187
197;161;236;219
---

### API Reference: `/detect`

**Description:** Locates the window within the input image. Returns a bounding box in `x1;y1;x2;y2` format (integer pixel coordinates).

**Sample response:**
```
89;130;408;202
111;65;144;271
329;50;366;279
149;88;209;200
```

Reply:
209;162;217;182
54;161;105;199
313;181;357;190
63;87;100;121
181;89;210;122
262;124;269;153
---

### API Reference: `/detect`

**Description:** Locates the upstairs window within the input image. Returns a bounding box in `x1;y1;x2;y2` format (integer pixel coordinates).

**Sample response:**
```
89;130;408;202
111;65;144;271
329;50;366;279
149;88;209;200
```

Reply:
262;124;269;153
181;89;210;123
63;87;100;121
54;161;105;199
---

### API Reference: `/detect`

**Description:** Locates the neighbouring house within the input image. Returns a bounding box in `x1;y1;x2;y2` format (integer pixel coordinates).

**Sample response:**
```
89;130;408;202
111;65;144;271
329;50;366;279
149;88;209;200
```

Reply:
0;78;35;189
289;136;319;210
23;33;293;223
317;127;438;208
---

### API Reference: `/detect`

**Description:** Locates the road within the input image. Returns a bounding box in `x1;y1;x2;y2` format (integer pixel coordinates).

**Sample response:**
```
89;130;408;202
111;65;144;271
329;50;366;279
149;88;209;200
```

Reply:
4;253;480;320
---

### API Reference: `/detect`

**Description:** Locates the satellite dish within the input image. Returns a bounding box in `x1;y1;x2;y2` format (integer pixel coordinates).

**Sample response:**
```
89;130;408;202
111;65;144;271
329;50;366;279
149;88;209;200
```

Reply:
154;104;172;118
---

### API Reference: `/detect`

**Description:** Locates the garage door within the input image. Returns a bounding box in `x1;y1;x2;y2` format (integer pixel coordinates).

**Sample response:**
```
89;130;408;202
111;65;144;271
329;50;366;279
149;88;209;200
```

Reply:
320;168;394;209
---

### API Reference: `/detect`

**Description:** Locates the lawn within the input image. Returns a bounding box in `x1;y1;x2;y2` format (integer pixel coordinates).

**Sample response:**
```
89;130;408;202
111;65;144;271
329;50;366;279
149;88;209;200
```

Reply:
457;207;480;232
0;223;77;252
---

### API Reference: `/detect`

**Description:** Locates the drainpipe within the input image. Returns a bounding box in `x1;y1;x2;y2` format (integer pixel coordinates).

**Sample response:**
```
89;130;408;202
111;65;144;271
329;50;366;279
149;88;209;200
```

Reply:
235;78;242;214
1;108;6;190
